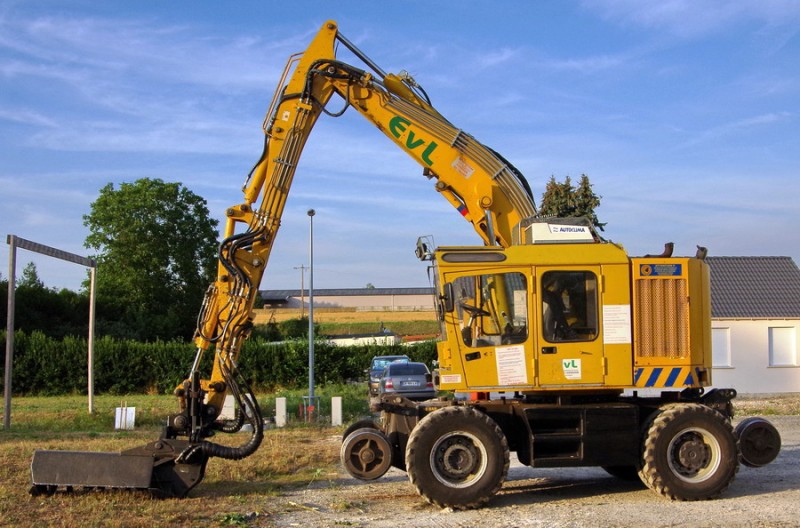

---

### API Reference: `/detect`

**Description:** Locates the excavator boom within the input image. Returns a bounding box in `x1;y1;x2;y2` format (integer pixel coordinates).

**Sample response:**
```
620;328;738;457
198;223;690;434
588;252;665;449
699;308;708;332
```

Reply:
30;20;537;497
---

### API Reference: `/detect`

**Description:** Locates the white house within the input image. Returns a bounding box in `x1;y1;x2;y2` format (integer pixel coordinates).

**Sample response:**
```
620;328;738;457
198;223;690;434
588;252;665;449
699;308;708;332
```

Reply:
707;256;800;394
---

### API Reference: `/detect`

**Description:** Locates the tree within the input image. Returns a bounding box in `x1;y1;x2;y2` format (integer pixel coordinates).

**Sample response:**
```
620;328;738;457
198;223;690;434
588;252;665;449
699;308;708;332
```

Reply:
19;262;45;288
539;174;605;231
0;263;90;338
83;178;219;340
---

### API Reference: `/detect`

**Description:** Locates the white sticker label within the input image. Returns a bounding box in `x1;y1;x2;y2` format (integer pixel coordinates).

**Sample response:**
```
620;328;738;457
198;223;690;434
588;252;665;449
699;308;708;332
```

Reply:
440;374;462;385
451;156;475;178
603;304;632;344
562;359;582;380
495;345;528;385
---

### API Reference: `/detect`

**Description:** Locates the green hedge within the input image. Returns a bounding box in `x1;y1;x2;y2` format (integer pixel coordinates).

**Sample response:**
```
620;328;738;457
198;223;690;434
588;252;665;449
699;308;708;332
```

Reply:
0;330;436;395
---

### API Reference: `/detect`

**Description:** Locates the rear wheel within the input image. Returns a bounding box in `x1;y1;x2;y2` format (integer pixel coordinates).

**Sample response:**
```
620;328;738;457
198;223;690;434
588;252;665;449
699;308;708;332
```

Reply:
405;406;509;509
735;417;781;468
639;403;739;500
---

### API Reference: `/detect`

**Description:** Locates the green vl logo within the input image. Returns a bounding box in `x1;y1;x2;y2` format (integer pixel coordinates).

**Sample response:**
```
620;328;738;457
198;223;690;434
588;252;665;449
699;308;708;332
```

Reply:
389;116;438;166
563;359;579;369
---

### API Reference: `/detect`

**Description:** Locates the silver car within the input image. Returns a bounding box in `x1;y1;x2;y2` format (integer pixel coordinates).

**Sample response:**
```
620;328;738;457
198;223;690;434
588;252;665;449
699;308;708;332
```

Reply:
378;361;436;401
368;355;409;397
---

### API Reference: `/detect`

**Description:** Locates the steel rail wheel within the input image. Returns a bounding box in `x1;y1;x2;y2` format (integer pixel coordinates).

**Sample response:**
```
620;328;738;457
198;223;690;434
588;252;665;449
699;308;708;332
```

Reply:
340;427;393;481
735;417;781;468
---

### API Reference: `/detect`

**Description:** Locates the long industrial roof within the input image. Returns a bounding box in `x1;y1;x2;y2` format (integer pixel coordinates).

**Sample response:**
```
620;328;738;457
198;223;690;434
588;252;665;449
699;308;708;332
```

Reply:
261;256;800;319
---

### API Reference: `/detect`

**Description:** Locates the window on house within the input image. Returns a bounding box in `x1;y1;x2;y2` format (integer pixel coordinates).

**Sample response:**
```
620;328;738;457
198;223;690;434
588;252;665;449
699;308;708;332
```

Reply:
768;327;797;367
711;327;732;367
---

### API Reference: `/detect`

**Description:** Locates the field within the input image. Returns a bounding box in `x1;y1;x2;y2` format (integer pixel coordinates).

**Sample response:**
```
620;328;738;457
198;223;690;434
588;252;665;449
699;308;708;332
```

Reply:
2;393;798;527
4;307;798;527
255;308;440;339
254;308;436;324
0;392;358;528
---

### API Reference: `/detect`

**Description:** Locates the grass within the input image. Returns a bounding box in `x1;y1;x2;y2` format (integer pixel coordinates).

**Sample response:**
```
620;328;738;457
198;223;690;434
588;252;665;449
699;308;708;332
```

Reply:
319;319;439;337
3;387;797;527
0;387;371;528
734;394;800;416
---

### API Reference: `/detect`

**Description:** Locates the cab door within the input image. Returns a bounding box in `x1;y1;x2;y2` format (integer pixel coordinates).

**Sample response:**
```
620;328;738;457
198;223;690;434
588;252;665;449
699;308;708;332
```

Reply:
536;267;605;386
448;269;534;390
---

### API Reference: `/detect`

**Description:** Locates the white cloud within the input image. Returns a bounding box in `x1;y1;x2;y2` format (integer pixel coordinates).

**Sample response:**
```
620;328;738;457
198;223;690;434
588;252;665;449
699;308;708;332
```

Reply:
583;0;800;39
680;112;793;147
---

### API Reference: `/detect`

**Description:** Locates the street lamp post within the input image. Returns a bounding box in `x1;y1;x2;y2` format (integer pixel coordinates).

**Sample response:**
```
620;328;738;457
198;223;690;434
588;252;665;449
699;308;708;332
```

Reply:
306;209;316;421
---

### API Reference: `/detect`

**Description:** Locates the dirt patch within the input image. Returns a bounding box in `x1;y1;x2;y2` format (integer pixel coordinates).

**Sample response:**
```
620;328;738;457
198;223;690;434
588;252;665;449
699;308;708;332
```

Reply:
267;415;800;527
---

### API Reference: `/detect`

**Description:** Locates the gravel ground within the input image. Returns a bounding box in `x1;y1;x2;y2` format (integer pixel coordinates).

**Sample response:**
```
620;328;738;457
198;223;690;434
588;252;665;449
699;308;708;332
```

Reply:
268;415;799;527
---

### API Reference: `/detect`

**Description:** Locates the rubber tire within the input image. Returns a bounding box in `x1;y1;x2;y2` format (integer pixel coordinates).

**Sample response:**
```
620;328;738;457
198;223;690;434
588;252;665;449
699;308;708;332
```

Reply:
405;406;509;510
639;403;739;501
341;427;393;481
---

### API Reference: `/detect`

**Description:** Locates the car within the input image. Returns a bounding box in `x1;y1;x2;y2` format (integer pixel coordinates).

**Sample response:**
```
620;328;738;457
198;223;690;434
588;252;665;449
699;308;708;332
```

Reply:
378;361;437;401
368;355;409;397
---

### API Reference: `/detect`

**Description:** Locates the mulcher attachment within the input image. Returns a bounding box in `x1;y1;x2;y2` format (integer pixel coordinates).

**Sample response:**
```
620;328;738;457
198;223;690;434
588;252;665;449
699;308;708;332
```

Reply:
30;438;207;498
30;364;263;498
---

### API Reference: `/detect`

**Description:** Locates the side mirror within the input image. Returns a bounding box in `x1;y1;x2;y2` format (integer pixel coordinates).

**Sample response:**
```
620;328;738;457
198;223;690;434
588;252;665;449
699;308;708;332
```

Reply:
441;282;455;313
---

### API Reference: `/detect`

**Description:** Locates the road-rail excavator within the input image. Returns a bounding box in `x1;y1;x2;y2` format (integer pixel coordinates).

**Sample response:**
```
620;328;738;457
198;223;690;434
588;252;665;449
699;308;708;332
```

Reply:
31;21;781;509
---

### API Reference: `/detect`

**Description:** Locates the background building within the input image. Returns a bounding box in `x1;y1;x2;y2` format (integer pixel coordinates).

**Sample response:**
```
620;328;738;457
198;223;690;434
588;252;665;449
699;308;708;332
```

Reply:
707;256;800;394
260;287;435;312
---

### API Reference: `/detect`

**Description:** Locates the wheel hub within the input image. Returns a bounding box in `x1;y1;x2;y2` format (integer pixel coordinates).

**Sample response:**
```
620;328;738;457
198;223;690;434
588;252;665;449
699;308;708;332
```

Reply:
430;431;489;488
359;448;376;464
676;436;710;472
440;441;478;478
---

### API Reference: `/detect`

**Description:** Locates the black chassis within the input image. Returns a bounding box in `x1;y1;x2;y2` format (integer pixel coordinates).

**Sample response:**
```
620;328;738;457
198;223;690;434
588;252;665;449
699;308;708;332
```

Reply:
374;387;737;471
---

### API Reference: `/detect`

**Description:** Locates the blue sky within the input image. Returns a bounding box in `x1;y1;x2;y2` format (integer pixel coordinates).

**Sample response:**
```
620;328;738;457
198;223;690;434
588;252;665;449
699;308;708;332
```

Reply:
2;1;799;292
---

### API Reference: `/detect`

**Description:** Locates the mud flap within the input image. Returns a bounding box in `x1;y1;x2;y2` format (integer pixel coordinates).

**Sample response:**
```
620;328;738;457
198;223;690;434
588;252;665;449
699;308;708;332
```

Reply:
30;439;207;498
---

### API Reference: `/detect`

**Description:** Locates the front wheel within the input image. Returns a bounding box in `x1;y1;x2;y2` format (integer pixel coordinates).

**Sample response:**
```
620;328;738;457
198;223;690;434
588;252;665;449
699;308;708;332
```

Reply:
639;403;739;500
405;406;509;509
341;428;393;481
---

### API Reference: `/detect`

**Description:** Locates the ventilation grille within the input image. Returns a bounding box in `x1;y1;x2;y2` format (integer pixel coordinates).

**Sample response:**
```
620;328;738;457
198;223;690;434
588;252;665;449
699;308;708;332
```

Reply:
636;278;689;359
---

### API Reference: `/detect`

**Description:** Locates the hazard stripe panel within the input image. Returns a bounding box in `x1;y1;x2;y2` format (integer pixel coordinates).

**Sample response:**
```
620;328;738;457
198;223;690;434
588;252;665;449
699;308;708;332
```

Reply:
634;366;702;388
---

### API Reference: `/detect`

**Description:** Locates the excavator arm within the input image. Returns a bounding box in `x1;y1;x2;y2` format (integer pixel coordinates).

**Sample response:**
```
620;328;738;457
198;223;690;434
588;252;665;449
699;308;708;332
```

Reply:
30;20;537;497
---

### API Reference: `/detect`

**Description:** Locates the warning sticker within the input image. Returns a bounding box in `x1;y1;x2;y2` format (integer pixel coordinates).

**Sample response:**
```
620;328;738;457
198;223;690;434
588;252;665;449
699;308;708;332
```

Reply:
440;374;462;385
495;345;528;385
451;156;475;178
603;304;632;344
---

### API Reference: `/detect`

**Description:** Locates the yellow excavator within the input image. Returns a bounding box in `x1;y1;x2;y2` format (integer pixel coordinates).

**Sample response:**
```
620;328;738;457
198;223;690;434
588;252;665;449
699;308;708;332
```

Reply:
31;21;780;508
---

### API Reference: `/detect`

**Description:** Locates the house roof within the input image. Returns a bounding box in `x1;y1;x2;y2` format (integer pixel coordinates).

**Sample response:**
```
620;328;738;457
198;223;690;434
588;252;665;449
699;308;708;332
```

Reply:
706;256;800;318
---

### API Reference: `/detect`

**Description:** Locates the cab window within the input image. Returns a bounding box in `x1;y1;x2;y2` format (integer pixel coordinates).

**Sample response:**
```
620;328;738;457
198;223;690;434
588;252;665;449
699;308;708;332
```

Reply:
541;271;598;342
453;272;528;347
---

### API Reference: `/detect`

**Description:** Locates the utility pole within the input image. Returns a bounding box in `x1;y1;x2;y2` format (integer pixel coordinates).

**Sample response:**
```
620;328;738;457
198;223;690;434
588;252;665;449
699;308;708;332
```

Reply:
306;209;316;421
293;264;307;319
